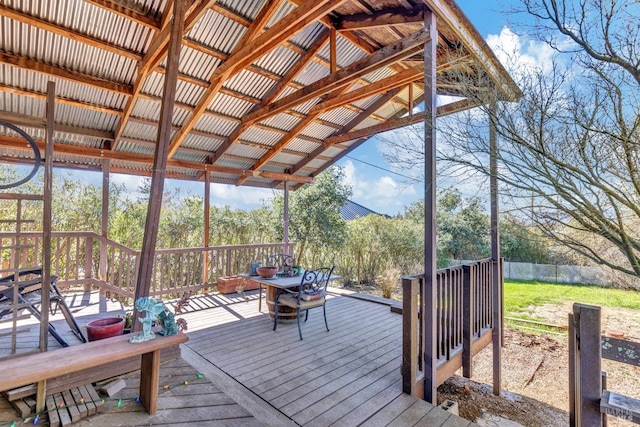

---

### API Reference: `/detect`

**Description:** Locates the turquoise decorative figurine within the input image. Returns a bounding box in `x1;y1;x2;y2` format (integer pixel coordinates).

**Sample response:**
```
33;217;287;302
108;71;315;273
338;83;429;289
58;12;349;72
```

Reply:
129;297;166;343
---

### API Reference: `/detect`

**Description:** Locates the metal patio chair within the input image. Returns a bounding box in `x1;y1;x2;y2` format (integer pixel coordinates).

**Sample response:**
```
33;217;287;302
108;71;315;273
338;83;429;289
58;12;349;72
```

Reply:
273;266;334;340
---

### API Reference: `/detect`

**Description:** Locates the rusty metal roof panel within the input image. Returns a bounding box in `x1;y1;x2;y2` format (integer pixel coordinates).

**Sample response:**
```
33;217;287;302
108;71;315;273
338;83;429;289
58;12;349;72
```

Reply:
131;98;161;122
289;21;325;50
253;45;300;77
55;103;118;132
0;17;137;85
224;69;275;100
293;61;329;87
178;46;222;82
182;133;222;153
193;113;237;137
239;127;281;147
117;138;154;156
187;8;246;56
318;33;367;68
225;142;266;159
291;97;321;116
318;107;359;127
259;113;300;132
286;137;321;153
300;122;336;140
207;92;254;119
0;64;127;112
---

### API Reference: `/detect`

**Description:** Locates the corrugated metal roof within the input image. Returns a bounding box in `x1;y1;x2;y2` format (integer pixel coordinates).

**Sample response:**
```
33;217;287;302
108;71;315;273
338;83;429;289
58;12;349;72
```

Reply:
0;0;520;189
341;199;390;220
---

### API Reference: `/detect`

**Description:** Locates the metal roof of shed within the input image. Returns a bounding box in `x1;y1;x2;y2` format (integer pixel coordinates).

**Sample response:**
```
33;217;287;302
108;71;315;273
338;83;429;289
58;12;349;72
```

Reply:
0;0;520;190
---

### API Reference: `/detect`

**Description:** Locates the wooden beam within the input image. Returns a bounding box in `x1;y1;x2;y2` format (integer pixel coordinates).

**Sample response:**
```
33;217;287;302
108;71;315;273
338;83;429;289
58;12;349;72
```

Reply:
0;5;143;61
82;0;160;30
0;111;114;140
330;27;337;73
336;6;424;31
290;87;402;174
167;0;349;159
0;135;314;184
325;98;479;146
242;28;431;127
0;51;131;95
309;67;422;115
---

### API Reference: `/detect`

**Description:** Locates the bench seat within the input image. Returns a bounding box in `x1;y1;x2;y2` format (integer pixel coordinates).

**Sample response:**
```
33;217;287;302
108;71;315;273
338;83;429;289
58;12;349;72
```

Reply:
0;332;188;414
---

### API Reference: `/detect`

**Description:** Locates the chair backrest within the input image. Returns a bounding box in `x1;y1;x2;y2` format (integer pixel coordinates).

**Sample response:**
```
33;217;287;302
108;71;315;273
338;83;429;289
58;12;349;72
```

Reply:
266;253;294;272
299;266;334;298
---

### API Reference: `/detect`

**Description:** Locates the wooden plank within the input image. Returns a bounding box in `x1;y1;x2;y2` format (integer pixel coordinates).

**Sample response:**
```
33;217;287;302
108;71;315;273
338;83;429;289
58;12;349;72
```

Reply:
0;333;187;392
46;394;61;427
139;350;160;414
69;386;88;419
52;392;72;426
61;389;81;423
601;390;640;424
601;336;640;367
359;393;418;426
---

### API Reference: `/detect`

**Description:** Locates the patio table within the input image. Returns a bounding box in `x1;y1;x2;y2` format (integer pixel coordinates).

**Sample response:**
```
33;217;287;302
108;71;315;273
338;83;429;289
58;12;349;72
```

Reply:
253;274;340;322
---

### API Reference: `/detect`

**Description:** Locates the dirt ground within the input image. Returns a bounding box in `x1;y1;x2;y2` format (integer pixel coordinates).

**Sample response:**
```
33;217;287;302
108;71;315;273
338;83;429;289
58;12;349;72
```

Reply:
340;283;640;426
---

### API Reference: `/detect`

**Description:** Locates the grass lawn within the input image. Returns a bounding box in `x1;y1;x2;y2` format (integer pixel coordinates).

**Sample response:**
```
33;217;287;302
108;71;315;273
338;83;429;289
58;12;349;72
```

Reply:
505;280;640;321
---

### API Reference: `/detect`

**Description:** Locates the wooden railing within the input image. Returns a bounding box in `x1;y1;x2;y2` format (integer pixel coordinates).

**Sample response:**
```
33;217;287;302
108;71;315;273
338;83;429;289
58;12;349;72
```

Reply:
0;231;294;301
402;258;501;399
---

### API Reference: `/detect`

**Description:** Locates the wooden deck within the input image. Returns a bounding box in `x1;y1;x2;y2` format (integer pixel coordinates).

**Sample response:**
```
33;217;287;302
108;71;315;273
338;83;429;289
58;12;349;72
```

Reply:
1;290;474;426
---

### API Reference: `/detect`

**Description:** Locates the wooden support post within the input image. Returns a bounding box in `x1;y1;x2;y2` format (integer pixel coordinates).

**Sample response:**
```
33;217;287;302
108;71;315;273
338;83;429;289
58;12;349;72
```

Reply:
402;276;420;397
283;181;290;255
133;0;185;329
330;27;337;73
99;159;109;281
489;101;502;396
84;236;93;287
422;9;438;405
570;303;602;427
203;172;210;284
139;350;161;414
462;264;474;378
408;83;414;115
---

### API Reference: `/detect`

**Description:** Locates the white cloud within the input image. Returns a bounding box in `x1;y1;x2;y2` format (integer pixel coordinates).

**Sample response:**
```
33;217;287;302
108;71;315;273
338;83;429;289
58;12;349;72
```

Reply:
487;26;557;77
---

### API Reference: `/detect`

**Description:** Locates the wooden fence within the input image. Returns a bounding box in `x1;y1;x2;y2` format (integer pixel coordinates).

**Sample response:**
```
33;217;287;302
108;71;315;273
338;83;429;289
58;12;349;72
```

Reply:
0;231;294;301
569;303;640;426
402;258;500;400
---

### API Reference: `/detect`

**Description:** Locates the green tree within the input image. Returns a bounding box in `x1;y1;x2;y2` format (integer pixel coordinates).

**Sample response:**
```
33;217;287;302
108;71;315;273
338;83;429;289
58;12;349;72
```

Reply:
274;166;351;266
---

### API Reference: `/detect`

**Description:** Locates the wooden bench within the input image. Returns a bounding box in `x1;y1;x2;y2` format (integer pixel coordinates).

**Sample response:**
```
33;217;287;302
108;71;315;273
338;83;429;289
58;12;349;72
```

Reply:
0;332;188;415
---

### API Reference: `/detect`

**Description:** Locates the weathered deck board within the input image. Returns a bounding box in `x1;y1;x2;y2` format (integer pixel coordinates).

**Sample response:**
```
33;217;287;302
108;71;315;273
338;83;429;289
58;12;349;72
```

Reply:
180;291;475;427
1;289;476;426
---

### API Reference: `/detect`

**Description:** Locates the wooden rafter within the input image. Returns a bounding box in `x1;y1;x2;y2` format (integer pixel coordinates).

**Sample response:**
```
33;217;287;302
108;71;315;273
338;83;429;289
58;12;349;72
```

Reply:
324;98;481;146
211;29;331;162
290;86;402;175
83;0;160;30
335;6;425;31
0;51;130;95
0;135;314;184
242;28;431;128
166;0;349;159
0;4;143;61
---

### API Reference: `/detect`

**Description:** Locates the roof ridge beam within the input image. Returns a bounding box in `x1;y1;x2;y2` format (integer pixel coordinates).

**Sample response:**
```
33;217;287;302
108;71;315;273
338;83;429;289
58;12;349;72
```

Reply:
335;6;425;31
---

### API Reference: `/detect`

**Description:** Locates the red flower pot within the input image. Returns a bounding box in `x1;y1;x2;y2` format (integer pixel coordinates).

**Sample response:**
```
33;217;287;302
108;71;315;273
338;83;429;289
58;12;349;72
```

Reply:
86;317;125;342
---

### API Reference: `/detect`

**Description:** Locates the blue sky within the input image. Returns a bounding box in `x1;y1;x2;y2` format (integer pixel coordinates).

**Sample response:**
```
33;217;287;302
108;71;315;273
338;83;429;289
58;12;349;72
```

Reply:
67;1;547;216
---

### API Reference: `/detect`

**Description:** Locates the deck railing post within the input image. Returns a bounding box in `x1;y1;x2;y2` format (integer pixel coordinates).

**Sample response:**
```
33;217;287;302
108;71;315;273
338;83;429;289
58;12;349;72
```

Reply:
84;236;93;291
570;303;602;427
402;276;420;397
462;264;474;378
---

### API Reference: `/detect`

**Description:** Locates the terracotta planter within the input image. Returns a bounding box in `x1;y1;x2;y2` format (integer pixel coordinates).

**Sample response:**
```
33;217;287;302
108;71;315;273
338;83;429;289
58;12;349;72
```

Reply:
86;317;125;342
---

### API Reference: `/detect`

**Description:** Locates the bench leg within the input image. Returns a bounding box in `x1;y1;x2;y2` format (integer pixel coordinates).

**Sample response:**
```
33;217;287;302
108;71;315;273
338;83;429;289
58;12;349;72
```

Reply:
139;350;160;414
